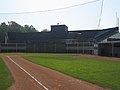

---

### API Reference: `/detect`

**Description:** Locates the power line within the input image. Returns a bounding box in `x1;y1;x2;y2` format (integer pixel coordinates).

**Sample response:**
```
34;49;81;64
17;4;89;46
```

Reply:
0;0;100;15
97;0;104;29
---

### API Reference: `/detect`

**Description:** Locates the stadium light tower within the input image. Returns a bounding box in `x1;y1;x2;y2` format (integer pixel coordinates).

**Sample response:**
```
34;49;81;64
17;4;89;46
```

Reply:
116;12;119;31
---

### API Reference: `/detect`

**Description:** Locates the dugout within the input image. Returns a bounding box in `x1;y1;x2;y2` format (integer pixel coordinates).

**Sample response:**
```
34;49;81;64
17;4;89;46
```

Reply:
98;42;120;57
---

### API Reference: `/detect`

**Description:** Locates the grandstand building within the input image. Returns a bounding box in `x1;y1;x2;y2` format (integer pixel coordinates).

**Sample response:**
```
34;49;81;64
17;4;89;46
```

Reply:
0;24;120;57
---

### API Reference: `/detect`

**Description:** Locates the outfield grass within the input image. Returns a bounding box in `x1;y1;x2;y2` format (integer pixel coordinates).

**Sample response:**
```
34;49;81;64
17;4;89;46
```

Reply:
0;58;13;90
24;54;120;90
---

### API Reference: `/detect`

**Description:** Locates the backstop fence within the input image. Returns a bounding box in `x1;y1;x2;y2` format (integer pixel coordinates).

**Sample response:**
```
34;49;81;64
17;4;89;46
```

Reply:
0;42;95;55
0;43;26;52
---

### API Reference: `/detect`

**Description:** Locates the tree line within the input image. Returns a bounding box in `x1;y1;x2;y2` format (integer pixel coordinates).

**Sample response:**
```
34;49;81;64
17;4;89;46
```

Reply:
0;21;38;32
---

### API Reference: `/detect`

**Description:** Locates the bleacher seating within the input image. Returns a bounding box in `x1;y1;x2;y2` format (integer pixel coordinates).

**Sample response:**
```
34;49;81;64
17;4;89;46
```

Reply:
7;27;119;43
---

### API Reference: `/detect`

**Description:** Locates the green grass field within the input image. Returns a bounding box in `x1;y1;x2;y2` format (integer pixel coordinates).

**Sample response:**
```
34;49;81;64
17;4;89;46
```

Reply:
0;58;13;90
24;53;120;90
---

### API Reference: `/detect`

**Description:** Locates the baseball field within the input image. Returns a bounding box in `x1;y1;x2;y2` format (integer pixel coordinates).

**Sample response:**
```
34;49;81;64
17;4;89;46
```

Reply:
24;53;120;90
0;53;120;90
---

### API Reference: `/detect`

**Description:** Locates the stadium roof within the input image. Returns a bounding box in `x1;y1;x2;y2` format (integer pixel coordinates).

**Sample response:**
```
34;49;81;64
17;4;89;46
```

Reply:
6;26;119;43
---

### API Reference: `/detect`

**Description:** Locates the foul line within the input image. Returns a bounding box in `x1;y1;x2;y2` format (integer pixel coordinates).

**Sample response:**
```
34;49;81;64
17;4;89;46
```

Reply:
7;56;49;90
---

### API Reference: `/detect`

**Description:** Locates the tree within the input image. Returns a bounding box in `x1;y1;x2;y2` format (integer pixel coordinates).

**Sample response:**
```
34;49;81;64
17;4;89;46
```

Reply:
29;25;38;32
41;29;49;32
22;25;38;32
0;22;8;32
22;25;30;32
8;21;22;32
0;21;38;32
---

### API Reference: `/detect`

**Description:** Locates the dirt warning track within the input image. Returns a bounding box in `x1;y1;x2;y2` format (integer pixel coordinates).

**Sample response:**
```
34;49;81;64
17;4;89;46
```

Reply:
2;55;107;90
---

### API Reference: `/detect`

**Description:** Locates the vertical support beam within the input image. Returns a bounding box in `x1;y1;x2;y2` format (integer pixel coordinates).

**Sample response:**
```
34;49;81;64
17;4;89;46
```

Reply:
66;43;68;53
44;42;46;53
7;43;8;52
77;42;79;53
89;42;90;54
111;43;114;57
25;43;27;52
0;43;1;52
16;43;17;52
83;42;84;54
33;43;36;53
93;43;98;56
5;33;8;44
54;42;56;53
92;43;94;55
98;43;100;56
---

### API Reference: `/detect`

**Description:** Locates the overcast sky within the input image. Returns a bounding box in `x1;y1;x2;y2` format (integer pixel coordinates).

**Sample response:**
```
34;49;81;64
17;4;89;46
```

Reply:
0;0;120;31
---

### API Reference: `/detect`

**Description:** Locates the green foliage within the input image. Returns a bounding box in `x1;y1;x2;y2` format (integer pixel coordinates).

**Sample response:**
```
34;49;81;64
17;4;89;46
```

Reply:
24;54;120;90
0;22;8;32
22;25;38;32
8;21;22;32
41;29;49;32
0;58;13;90
0;21;38;32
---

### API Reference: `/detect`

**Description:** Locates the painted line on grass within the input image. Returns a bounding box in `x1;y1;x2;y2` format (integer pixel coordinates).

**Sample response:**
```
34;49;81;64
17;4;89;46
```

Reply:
7;56;49;90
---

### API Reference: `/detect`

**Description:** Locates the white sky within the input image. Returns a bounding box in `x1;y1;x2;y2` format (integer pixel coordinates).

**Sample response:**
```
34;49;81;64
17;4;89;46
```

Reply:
0;0;90;12
0;0;120;31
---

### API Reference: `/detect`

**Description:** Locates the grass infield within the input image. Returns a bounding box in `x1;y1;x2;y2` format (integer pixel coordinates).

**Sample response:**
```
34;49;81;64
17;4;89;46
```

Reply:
0;58;12;90
24;54;120;90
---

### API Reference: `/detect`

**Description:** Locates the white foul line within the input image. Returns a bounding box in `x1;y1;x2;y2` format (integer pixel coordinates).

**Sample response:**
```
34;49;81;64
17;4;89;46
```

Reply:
7;56;49;90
